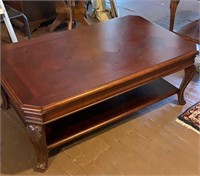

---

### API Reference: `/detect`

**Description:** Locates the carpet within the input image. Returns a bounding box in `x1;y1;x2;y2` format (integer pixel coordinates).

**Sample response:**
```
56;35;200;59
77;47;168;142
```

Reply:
176;102;200;134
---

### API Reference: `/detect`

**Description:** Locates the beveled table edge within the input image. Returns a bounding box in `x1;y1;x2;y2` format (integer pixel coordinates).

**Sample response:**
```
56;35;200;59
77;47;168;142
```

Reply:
1;50;197;124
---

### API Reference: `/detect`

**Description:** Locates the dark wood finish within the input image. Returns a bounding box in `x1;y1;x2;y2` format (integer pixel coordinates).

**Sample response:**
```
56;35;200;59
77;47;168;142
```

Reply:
1;87;10;110
5;1;56;22
26;124;48;172
46;79;178;149
169;0;180;31
178;65;196;105
175;20;199;44
5;1;56;29
1;16;197;172
170;0;199;43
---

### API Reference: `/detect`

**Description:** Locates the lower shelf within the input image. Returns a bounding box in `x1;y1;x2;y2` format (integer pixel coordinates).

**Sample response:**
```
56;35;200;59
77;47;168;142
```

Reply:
46;78;178;149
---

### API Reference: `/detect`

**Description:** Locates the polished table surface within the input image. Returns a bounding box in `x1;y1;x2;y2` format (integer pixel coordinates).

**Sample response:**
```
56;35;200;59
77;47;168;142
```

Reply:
1;16;197;171
2;16;197;120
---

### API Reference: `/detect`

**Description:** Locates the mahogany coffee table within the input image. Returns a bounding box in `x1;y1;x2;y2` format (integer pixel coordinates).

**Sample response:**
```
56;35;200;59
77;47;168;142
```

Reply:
1;16;197;172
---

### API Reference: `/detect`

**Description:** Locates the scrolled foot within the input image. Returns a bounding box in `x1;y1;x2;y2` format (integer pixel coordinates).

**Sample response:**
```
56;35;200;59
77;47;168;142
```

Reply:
36;162;47;172
177;94;186;105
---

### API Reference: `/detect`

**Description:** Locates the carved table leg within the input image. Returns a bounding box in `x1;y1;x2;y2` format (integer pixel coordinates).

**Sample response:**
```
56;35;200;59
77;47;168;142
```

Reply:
1;87;10;110
178;65;196;105
26;124;48;172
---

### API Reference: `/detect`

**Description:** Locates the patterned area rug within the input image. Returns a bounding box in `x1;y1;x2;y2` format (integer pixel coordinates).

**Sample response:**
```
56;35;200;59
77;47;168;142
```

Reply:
176;102;200;134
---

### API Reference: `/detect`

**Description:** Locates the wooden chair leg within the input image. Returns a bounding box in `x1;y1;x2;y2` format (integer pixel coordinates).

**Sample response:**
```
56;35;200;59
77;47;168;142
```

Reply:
48;0;70;32
169;0;180;31
48;14;68;32
73;1;89;26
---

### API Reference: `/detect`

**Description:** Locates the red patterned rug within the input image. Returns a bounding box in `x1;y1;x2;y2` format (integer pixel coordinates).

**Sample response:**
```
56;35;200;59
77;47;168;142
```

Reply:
176;102;200;134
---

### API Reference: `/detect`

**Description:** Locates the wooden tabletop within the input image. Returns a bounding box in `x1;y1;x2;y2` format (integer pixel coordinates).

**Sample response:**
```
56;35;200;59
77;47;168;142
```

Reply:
1;16;197;120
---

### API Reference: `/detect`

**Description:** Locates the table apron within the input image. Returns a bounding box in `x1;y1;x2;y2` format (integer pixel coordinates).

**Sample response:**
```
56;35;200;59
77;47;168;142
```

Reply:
22;55;195;124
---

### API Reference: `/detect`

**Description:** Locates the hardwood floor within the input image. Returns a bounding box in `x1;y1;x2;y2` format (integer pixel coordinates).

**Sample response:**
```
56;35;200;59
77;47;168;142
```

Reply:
1;0;200;175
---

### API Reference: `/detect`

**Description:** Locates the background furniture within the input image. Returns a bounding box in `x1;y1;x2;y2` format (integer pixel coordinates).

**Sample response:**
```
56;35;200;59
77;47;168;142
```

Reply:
4;1;56;31
0;3;31;39
170;0;199;43
170;0;200;72
0;0;18;42
5;1;88;32
48;0;89;32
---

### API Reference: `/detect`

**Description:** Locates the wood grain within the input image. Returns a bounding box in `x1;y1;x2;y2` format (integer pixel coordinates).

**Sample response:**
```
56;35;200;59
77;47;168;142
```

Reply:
1;16;197;172
2;16;197;123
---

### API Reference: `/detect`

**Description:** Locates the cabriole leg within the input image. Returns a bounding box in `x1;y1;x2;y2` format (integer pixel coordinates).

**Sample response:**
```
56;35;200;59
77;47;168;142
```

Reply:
178;65;196;105
26;123;48;172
